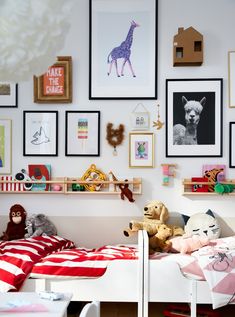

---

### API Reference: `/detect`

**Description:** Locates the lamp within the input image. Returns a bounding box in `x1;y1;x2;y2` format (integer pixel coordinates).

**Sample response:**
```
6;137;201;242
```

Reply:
0;0;73;82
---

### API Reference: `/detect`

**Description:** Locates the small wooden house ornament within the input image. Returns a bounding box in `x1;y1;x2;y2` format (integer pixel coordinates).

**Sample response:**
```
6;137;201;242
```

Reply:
173;26;203;66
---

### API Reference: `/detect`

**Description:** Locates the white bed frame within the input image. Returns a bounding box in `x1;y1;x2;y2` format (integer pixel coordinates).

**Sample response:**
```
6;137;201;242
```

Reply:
21;230;145;317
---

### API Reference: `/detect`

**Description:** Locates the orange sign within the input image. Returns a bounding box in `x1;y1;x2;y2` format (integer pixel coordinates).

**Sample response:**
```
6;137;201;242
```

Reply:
43;66;65;95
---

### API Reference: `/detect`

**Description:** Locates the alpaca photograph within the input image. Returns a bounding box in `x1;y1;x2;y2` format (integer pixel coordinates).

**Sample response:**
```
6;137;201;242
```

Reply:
166;78;223;157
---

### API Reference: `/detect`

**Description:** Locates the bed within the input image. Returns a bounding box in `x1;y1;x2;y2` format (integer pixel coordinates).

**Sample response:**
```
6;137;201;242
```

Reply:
142;230;235;317
0;231;145;317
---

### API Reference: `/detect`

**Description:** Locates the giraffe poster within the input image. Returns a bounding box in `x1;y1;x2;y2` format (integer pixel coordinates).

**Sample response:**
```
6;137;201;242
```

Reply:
89;0;157;99
23;111;58;156
0;119;11;174
166;78;223;158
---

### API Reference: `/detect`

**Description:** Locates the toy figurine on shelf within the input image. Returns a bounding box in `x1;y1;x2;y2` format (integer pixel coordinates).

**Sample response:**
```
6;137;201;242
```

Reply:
161;164;177;186
152;103;164;130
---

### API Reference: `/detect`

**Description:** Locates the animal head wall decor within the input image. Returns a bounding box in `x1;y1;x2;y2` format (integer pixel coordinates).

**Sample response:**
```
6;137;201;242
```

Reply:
106;123;125;155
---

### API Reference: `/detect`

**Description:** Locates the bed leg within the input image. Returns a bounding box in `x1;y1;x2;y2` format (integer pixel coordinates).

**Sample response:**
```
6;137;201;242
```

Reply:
190;280;197;317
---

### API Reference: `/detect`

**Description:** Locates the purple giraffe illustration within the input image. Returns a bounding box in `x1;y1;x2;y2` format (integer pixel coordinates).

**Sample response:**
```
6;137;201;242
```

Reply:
107;20;140;77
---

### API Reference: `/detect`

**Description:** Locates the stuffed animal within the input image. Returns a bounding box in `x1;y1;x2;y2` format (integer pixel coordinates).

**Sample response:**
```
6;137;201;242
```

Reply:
0;204;27;241
24;213;57;238
148;224;173;254
182;209;221;239
124;200;169;237
119;180;135;202
170;235;210;254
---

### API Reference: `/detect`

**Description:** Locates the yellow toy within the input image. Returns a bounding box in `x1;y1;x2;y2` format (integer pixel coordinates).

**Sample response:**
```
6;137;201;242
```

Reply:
81;164;106;191
123;200;169;237
148;223;173;254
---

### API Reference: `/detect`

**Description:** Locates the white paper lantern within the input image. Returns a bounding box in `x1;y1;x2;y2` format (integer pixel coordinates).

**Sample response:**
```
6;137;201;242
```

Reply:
0;0;74;82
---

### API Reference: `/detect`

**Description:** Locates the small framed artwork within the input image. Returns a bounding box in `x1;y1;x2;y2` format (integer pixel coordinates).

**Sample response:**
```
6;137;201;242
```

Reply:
23;111;58;156
65;111;100;156
0;119;12;174
89;0;158;99
0;83;18;108
129;132;154;168
166;78;223;157
34;56;72;103
130;103;150;130
228;51;235;108
229;122;235;168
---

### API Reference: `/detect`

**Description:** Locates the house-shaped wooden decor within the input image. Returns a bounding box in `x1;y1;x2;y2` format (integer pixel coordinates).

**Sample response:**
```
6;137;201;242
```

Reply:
173;26;203;66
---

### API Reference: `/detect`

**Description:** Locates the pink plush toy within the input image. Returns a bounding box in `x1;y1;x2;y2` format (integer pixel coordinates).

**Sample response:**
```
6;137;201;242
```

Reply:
170;235;209;254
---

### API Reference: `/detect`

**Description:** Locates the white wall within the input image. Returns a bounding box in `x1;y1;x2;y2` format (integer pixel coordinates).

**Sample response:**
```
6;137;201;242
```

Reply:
1;0;235;246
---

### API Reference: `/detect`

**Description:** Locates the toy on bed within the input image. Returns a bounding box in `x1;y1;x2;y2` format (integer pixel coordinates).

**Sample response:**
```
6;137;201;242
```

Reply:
148;223;173;254
170;235;210;254
0;204;27;241
24;213;57;238
182;209;221;239
123;200;169;237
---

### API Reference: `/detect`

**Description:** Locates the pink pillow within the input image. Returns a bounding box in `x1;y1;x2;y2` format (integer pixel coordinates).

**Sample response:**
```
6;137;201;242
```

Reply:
170;235;209;254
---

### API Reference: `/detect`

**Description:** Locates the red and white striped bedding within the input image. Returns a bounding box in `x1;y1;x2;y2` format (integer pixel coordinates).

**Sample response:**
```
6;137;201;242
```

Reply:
30;245;138;279
0;235;75;292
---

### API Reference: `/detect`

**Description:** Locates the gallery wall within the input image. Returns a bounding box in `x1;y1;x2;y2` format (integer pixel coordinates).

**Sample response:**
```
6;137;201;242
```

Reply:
0;0;235;246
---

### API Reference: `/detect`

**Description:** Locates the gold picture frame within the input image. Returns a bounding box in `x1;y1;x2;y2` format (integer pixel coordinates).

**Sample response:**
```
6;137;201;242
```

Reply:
0;119;12;174
129;132;154;168
34;56;72;103
228;51;235;108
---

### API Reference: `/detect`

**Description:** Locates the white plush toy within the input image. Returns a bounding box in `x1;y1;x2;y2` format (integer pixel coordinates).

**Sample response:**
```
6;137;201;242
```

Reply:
25;214;57;238
182;209;221;240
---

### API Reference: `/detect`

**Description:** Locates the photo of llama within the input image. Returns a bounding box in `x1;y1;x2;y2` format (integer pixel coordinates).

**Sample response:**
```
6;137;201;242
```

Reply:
173;92;215;145
107;20;139;78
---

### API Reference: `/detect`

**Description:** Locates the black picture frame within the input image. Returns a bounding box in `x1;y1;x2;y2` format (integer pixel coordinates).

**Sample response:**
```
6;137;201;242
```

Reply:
89;0;158;100
166;78;223;157
229;122;235;168
65;111;100;156
0;83;18;108
23;111;58;156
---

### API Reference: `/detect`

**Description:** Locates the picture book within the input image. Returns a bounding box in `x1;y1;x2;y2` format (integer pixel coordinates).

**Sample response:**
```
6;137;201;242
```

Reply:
28;164;51;191
191;177;209;192
202;164;226;182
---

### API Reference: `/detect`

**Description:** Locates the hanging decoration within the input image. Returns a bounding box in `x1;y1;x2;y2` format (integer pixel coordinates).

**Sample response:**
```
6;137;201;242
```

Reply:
152;103;164;130
106;123;125;156
0;0;73;82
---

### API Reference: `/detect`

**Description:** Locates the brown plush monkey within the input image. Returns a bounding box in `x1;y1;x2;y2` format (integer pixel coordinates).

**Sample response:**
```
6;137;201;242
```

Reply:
0;204;27;241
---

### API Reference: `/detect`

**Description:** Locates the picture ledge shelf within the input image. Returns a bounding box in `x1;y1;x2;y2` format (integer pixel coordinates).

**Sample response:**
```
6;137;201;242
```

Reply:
0;177;142;195
182;178;235;196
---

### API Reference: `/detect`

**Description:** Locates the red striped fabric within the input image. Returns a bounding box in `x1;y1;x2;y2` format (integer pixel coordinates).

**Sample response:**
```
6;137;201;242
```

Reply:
0;236;75;292
30;245;138;279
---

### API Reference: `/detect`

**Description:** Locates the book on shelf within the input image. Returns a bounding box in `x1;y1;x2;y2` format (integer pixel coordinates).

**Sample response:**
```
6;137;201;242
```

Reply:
28;164;51;191
191;177;209;192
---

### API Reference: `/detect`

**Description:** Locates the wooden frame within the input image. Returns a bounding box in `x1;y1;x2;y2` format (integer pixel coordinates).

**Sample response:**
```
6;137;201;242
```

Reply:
166;78;223;157
34;56;72;103
228;51;235;108
89;0;158;100
23;111;58;156
65;111;100;156
0;119;12;174
129;132;154;168
0;83;18;108
229;122;235;168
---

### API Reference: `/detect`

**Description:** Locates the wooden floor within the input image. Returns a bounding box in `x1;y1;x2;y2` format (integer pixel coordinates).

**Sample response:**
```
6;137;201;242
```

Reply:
67;302;235;317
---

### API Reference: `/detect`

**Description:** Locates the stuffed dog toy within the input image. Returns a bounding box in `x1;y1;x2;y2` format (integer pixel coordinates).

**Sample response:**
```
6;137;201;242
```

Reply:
124;200;169;237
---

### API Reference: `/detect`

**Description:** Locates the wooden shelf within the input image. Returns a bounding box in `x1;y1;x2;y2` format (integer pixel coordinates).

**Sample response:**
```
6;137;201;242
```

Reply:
182;178;235;195
0;177;142;195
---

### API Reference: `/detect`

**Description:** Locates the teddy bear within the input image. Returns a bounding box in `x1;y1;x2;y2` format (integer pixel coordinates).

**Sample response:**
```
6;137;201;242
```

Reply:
123;200;169;237
0;204;27;241
24;213;57;238
148;223;173;254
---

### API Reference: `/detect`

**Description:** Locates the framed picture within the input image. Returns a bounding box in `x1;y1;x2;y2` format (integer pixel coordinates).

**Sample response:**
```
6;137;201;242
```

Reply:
229;122;235;168
0;119;12;174
89;0;157;99
228;51;235;108
0;83;18;108
65;111;100;156
34;56;72;103
166;78;223;157
23;111;58;156
130;103;150;130
129;132;154;167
